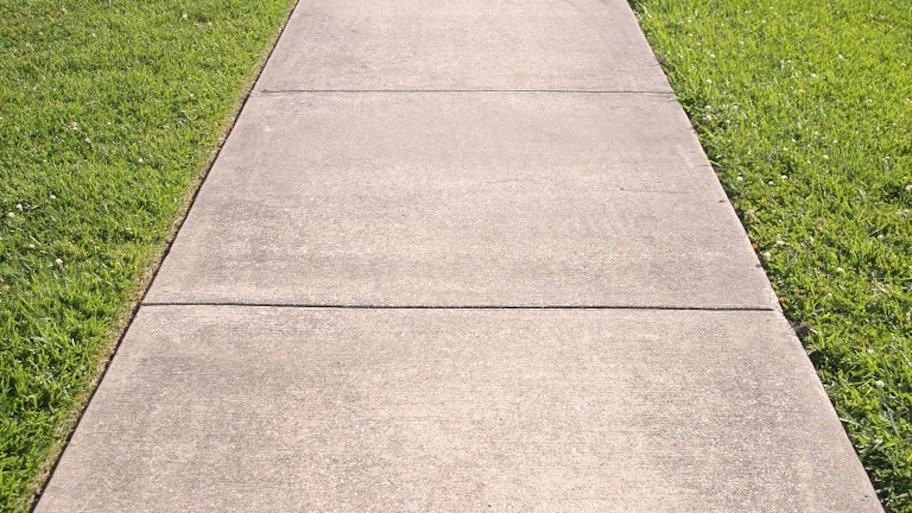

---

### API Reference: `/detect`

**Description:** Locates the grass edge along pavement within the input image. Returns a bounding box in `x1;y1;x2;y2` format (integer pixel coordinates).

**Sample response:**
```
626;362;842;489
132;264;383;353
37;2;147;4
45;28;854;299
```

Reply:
0;1;297;511
629;0;912;511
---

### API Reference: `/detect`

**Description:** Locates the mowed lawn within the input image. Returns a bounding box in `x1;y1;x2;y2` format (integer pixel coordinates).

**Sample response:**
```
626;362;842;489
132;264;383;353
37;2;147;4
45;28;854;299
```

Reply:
2;0;910;512
0;1;295;510
630;0;911;511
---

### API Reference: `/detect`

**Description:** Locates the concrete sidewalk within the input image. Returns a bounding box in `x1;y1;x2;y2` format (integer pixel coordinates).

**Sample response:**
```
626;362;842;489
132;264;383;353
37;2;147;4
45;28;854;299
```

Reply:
36;1;883;511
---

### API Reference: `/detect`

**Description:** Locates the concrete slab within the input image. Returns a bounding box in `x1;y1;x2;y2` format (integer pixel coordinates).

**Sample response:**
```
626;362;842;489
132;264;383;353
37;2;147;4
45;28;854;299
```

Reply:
33;0;884;510
257;0;670;92
36;306;881;513
146;93;775;308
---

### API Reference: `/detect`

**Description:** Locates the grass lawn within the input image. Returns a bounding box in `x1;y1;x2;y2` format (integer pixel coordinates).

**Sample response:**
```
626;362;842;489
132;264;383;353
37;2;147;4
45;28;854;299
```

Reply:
1;0;908;511
629;0;911;511
0;1;296;510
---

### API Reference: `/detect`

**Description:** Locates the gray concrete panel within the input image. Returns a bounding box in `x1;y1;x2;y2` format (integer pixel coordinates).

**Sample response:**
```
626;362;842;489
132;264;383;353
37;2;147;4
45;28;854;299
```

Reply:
36;306;882;513
146;93;775;308
257;0;671;92
31;0;884;510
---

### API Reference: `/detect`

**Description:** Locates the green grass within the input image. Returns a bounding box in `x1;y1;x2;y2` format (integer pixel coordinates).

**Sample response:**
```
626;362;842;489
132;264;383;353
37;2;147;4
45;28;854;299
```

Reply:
0;1;295;510
629;0;911;510
1;0;908;511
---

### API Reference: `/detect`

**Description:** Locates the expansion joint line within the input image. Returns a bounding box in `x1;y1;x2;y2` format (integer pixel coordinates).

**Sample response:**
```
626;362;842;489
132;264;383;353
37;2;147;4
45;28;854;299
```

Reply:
257;88;675;96
141;302;775;313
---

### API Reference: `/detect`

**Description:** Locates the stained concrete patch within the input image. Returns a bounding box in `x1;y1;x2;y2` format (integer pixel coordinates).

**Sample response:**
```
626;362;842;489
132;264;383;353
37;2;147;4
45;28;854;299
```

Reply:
146;93;775;308
257;0;670;92
35;306;881;513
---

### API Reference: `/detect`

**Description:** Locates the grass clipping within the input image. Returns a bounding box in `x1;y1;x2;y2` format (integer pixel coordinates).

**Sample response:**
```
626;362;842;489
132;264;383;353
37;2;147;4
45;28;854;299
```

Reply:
630;0;912;511
0;1;295;510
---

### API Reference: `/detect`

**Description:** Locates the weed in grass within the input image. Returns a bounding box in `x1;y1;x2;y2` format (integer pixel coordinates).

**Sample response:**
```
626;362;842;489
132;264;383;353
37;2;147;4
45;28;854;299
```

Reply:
0;1;295;511
630;0;912;511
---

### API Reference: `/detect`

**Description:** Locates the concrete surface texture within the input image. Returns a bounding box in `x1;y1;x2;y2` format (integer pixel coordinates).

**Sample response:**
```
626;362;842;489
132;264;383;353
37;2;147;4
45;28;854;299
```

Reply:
145;92;775;308
36;307;879;512
256;0;671;92
35;0;884;512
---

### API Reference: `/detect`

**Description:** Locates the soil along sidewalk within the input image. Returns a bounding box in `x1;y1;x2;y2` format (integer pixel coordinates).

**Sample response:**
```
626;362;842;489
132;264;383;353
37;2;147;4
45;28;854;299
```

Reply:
36;1;883;511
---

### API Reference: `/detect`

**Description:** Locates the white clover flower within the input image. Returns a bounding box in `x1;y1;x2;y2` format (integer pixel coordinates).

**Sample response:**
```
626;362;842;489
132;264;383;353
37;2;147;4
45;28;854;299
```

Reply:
16;204;23;211
55;258;63;265
875;380;885;388
6;212;14;218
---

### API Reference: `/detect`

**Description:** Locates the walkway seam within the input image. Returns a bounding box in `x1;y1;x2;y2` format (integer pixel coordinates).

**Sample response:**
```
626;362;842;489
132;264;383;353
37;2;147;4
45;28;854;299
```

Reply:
140;302;776;312
258;88;675;95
